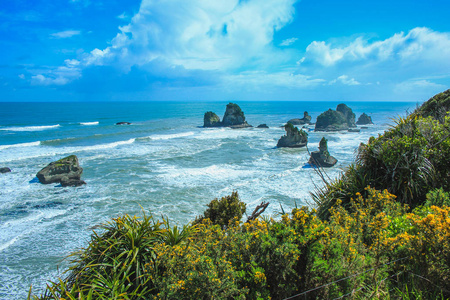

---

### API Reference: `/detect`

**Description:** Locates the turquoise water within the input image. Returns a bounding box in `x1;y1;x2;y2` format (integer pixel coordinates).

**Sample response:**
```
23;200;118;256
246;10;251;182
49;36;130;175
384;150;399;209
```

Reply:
0;101;416;298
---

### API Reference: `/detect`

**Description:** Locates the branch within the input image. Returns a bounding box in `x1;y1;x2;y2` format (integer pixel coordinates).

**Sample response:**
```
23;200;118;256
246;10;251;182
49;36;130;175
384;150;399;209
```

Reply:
246;201;270;222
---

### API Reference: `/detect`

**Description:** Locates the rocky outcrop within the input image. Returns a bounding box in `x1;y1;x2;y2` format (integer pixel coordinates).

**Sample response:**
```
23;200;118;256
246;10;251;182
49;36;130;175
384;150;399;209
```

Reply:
308;137;337;167
36;155;85;186
257;124;269;128
204;111;221;127
288;111;312;125
61;176;86;187
203;103;252;128
315;104;356;131
0;167;11;173
356;113;373;125
277;123;308;148
116;122;131;125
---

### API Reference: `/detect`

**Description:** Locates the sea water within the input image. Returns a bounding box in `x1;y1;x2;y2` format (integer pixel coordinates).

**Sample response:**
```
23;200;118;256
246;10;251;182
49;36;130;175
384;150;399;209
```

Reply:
0;101;417;298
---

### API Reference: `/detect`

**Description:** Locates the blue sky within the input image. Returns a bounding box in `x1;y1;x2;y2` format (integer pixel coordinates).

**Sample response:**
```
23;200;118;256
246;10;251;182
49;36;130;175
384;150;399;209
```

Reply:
1;0;450;102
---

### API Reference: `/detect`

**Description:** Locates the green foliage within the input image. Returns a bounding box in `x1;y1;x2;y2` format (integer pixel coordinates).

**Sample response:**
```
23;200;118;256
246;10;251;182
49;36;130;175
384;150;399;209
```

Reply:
194;191;246;227
425;188;450;207
284;122;308;138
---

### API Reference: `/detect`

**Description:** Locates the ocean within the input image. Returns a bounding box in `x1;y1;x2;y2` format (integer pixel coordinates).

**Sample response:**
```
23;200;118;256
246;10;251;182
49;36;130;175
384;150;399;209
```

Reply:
0;100;417;298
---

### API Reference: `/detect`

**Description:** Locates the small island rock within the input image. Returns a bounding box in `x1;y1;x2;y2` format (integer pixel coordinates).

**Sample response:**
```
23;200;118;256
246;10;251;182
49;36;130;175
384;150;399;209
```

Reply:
257;124;269;128
315;104;356;131
60;176;86;187
356;113;373;125
288;111;312;125
0;167;11;173
308;137;337;167
204;111;221;127
203;103;252;128
277;123;308;148
36;155;85;185
116;122;131;125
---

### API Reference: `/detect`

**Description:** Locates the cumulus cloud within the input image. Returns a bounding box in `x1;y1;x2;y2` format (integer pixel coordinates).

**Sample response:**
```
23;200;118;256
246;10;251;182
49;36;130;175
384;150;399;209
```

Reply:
329;75;360;86
50;30;81;39
280;37;298;46
30;60;81;86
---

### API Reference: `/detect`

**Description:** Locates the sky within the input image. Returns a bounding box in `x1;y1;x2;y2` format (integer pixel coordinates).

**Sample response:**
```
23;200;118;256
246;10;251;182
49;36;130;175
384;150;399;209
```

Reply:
1;0;450;102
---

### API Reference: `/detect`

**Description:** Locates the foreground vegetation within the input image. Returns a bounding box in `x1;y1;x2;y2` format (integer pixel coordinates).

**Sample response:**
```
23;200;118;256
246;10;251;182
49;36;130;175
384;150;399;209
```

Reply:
30;90;450;299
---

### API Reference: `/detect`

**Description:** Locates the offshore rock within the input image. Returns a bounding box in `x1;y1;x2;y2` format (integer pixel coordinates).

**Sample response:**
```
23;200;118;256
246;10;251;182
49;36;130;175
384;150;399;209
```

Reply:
356;113;373;125
277;123;308;148
61;176;86;187
308;137;337;167
315;104;356;131
257;124;269;128
116;122;131;125
288;111;312;125
222;103;251;127
0;167;11;173
203;111;221;127
36;155;84;185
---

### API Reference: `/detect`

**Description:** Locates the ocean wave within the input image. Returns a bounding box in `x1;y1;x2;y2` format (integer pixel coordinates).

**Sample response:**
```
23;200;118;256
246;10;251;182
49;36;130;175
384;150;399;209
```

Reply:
0;124;60;132
0;141;41;150
80;121;99;126
138;131;195;141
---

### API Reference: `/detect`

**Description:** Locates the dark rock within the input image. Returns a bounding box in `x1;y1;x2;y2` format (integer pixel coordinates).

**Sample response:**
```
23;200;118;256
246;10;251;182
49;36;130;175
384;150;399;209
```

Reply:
356;113;373;125
222;103;251;127
60;176;86;187
315;104;356;131
36;155;84;185
308;137;337;167
277;123;308;148
230;123;253;129
288;111;312;125
203;111;221;127
257;124;269;128
0;167;11;173
348;128;361;133
116;122;131;125
336;104;356;128
361;127;369;129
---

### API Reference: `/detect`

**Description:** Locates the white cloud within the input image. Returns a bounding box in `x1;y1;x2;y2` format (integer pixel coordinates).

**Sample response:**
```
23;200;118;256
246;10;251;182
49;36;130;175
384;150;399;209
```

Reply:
329;75;360;86
30;60;81;86
18;74;25;79
117;12;129;20
98;0;298;71
50;30;81;39
225;71;325;89
280;37;298;46
301;27;450;68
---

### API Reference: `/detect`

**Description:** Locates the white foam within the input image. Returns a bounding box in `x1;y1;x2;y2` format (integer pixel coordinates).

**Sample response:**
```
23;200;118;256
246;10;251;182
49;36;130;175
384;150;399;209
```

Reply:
148;131;195;140
0;141;41;150
0;124;60;132
80;121;99;126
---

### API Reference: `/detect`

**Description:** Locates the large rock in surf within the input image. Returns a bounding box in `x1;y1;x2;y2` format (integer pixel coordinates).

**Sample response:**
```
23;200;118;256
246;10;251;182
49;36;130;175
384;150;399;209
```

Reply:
308;137;337;167
277;123;308;148
356;113;373;125
36;155;85;186
0;167;11;173
222;103;251;128
257;124;269;128
203;111;221;127
288;111;312;125
203;103;252;128
315;104;356;131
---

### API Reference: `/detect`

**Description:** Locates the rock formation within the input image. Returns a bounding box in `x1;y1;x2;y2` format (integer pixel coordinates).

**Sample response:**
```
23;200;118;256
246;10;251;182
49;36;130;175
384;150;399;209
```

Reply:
257;124;269;128
116;122;131;125
277;123;308;148
315;104;356;131
203;103;252;128
356;113;373;125
288;111;312;125
204;111;221;127
308;137;337;167
0;167;11;173
36;155;85;186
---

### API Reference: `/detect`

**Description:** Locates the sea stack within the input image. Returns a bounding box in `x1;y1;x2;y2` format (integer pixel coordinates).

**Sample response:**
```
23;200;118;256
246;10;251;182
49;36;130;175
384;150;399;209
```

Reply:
308;137;337;167
356;113;373;125
315;104;356;131
36;155;86;186
277;123;308;148
203;103;252;128
288;111;312;125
